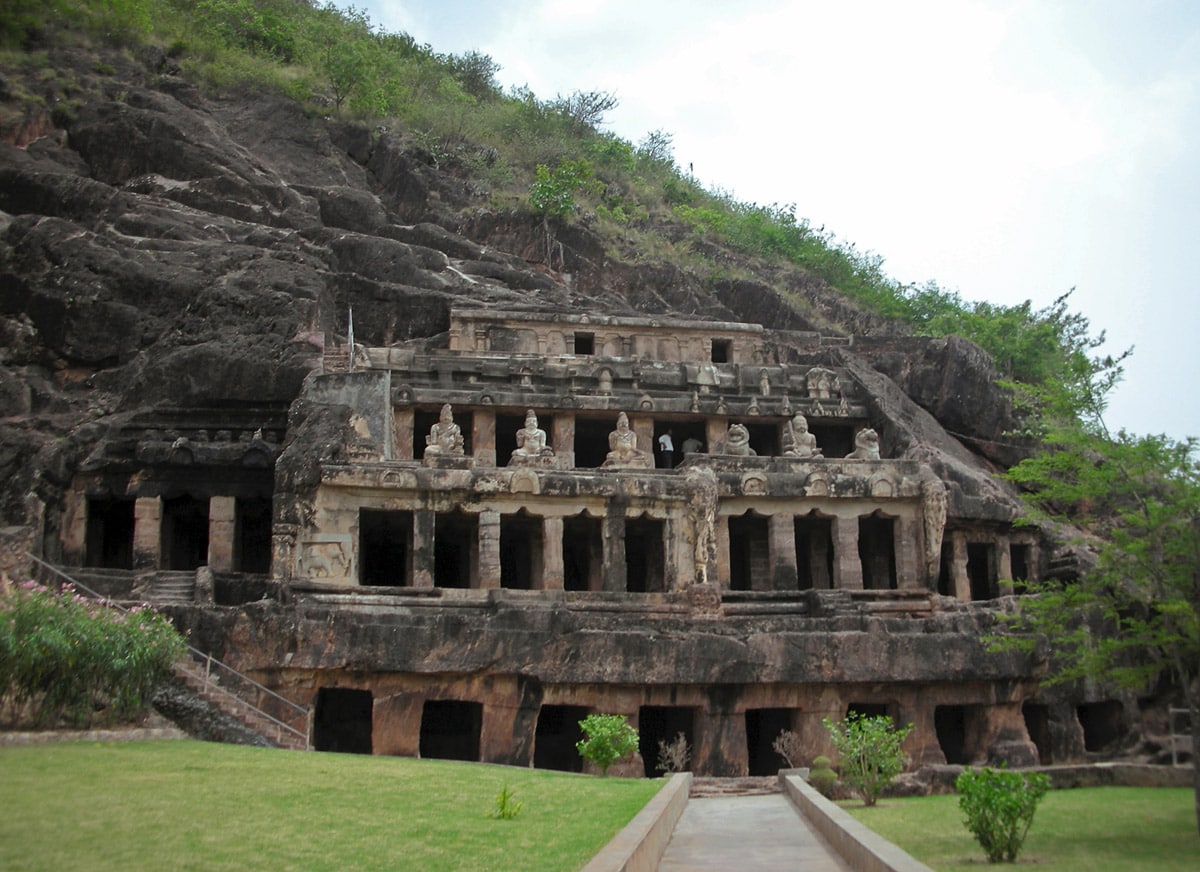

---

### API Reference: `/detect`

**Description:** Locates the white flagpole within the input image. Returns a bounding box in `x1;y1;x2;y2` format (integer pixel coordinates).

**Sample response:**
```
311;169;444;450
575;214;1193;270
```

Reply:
347;306;355;372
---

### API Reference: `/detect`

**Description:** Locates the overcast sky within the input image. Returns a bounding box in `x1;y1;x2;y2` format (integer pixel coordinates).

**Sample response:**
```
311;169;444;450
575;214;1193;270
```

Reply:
349;0;1199;441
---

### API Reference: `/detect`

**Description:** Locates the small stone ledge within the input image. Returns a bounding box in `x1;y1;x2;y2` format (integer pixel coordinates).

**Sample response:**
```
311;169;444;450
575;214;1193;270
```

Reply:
0;726;187;745
779;773;932;872
581;772;691;872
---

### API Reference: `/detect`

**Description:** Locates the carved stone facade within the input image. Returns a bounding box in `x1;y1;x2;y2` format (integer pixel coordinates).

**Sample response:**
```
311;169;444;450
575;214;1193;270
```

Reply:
53;309;1119;776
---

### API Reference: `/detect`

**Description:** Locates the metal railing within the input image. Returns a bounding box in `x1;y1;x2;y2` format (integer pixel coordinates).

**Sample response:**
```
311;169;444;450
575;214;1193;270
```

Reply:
26;554;310;750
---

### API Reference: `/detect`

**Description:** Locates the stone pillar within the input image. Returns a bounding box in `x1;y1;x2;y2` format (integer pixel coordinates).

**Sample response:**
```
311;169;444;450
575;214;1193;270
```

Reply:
477;510;501;589
392;407;414;461
695;710;749;777
473;409;497;467
207;496;236;573
631;416;654;463
412;509;435;588
374;692;424;757
950;532;970;601
996;533;1014;595
706;417;727;454
601;511;627;592
714;515;731;588
894;515;922;590
552;413;575;468
542;516;564;590
832;514;863;590
768;514;798;591
132;496;162;570
60;489;87;566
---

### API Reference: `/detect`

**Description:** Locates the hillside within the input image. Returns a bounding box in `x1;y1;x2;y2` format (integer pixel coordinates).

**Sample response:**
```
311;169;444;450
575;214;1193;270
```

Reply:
1;10;1031;563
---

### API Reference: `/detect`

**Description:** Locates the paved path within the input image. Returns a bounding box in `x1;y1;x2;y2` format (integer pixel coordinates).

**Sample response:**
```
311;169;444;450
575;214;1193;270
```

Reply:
658;793;852;871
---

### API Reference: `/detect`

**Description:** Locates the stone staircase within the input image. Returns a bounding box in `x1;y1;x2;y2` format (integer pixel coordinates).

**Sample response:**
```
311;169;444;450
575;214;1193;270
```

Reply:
143;570;195;603
689;776;781;797
173;655;309;751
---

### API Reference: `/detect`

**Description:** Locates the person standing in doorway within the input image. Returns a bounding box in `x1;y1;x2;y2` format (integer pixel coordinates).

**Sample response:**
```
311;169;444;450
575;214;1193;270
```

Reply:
657;428;675;469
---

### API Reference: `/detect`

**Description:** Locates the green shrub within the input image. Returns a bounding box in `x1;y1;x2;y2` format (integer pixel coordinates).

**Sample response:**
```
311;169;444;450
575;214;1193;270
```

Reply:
0;580;186;727
822;712;913;806
956;766;1050;863
575;713;639;776
808;755;837;798
486;782;523;820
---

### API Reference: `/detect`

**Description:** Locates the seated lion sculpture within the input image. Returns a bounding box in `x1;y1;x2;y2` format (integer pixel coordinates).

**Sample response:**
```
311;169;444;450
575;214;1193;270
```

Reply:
848;427;882;460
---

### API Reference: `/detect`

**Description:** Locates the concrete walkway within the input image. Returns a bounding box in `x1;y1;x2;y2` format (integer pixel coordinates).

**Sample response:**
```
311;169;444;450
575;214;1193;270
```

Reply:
657;793;852;871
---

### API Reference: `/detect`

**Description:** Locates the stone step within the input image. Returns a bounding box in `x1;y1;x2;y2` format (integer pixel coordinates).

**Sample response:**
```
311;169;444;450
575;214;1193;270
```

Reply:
689;776;782;797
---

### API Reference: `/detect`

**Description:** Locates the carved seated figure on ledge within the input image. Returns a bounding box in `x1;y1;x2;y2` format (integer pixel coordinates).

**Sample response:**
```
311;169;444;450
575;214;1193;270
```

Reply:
781;413;822;458
424;403;464;459
723;422;756;457
848;427;882;460
602;412;652;468
509;409;555;466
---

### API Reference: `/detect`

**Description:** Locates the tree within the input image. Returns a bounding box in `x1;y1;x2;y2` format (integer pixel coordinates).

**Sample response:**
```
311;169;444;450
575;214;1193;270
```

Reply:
999;423;1200;833
552;89;619;128
822;712;913;806
575;713;639;776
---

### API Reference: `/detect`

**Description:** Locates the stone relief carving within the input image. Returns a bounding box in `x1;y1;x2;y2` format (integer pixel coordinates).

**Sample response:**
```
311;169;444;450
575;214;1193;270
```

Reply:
684;465;718;585
781;413;822;458
922;478;948;580
423;403;464;459
299;537;351;579
603;412;652;469
806;366;840;399
723;423;756;456
848;428;882;460
741;472;768;496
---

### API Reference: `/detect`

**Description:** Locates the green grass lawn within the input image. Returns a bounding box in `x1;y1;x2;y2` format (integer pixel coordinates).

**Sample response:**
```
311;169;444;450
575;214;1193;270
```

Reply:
0;739;664;871
844;786;1198;871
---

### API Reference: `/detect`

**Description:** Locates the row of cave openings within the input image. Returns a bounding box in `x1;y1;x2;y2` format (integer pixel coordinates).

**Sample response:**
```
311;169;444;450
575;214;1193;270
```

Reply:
361;508;898;592
84;495;272;573
412;409;859;467
314;691;1129;774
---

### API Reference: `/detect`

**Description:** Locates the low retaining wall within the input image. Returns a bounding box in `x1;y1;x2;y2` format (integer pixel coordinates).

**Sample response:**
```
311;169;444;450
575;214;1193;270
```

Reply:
779;774;932;872
581;772;692;872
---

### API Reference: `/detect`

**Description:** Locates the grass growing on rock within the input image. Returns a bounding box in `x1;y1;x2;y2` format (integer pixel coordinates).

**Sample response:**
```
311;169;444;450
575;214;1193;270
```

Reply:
0;739;664;871
843;786;1196;871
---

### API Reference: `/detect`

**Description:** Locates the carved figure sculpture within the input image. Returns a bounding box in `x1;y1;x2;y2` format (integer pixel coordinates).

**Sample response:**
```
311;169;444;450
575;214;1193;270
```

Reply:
848;427;882;460
603;412;651;468
724;423;756;456
510;409;554;464
806;366;840;399
424;403;464;457
781;413;822;458
922;478;948;580
684;465;719;585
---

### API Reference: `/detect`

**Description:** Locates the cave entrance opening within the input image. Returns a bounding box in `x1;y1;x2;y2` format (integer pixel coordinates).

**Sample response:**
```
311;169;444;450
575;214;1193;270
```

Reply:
360;509;411;586
436;509;477;589
419;700;482;762
1077;700;1124;752
729;512;769;591
234;497;272;573
563;514;602;592
85;497;134;569
638;705;696;778
313;687;373;754
858;513;897;590
534;704;589;772
574;416;611;468
1023;702;1052;764
967;542;997;600
746;708;793;775
501;510;542;589
795;513;834;591
625;516;664;593
162;495;209;571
